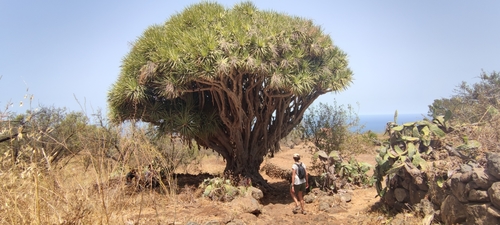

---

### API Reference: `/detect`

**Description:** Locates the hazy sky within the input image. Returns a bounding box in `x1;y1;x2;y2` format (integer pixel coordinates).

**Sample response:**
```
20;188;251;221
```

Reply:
1;1;499;116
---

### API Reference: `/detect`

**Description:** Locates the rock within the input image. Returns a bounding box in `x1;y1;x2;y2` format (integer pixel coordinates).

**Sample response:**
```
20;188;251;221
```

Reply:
409;183;427;205
461;164;473;173
401;176;410;190
428;177;448;206
319;201;330;212
186;222;200;225
247;186;264;200
318;196;335;205
472;168;495;189
311;188;322;195
383;189;396;207
304;194;315;204
450;173;469;203
487;152;500;180
394;188;407;202
488;205;500;217
231;195;262;215
468;189;489;202
441;195;467;224
460;171;473;183
488;182;500;209
339;193;352;203
466;204;500;225
416;182;429;191
204;221;219;225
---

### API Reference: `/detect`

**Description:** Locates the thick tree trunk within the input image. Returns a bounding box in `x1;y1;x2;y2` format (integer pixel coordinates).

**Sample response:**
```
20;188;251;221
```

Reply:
190;75;324;192
223;149;272;191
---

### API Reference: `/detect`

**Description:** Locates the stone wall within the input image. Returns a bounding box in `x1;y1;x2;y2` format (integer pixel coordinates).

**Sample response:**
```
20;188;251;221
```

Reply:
436;152;500;224
383;152;500;224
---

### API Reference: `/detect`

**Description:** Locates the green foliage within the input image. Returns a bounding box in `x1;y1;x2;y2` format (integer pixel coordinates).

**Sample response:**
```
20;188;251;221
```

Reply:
302;101;363;155
374;112;448;196
428;70;500;124
1;106;97;169
427;70;500;154
107;1;353;178
200;177;246;202
337;157;374;186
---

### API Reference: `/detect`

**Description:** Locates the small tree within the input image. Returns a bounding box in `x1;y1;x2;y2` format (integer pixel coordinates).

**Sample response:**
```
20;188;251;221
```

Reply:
428;70;500;123
302;101;360;155
107;2;353;185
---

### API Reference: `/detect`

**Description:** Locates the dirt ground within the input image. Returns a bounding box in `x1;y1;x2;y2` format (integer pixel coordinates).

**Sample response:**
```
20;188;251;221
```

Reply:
118;144;383;225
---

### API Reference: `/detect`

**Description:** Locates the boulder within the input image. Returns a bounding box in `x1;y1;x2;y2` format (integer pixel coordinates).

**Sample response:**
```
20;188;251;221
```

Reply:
246;186;264;200
319;201;330;212
339;193;352;203
231;195;262;215
460;171;473;183
460;164;473;173
488;182;500;209
468;189;489;202
466;204;500;225
318;196;335;205
441;195;467;224
487;152;500;180
472;168;495;189
303;194;315;204
450;173;469;203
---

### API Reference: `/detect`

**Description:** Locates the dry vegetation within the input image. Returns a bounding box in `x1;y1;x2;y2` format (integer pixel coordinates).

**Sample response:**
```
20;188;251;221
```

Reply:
0;105;381;225
1;71;498;224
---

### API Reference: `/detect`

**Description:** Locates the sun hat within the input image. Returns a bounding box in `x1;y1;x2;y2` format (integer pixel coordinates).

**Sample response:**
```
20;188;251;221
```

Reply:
293;153;300;159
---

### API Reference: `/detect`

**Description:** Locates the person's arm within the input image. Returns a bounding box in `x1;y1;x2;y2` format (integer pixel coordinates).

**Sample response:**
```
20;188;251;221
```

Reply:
291;167;296;193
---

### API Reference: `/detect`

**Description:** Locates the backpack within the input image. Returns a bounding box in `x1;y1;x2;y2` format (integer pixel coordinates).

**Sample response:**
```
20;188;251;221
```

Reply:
296;163;306;179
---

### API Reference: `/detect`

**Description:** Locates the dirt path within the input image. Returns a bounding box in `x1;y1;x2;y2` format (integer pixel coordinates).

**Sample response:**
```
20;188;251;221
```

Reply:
256;144;380;224
120;144;381;224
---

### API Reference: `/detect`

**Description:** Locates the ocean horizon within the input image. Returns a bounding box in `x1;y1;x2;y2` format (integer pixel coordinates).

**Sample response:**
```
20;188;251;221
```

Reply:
356;113;427;133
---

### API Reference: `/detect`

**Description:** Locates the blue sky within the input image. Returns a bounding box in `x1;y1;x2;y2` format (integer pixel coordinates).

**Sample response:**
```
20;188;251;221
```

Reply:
1;1;499;116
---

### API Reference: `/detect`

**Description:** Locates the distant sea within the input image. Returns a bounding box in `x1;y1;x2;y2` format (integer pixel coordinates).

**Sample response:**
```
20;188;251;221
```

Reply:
357;114;427;133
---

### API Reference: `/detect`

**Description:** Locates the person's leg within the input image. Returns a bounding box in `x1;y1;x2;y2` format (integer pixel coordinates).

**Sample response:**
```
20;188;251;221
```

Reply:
297;190;304;209
298;183;306;214
291;185;301;213
290;186;299;206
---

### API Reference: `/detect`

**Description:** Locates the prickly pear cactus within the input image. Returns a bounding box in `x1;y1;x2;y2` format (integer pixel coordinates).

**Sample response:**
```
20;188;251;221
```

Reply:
374;112;451;197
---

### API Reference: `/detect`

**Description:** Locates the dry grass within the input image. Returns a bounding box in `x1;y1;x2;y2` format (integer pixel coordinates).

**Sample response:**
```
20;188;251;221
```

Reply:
0;154;172;225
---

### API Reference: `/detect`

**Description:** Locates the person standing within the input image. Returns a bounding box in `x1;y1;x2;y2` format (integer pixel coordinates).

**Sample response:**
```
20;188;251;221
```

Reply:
290;153;308;214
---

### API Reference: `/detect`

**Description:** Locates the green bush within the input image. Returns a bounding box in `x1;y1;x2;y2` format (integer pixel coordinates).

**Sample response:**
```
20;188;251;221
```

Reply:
302;101;364;155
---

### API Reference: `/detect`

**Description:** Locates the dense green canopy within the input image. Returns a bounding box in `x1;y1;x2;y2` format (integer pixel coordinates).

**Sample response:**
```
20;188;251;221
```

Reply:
108;2;352;181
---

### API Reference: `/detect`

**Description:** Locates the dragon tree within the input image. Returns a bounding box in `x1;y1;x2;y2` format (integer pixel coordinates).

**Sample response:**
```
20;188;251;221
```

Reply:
108;2;352;186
